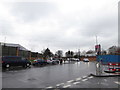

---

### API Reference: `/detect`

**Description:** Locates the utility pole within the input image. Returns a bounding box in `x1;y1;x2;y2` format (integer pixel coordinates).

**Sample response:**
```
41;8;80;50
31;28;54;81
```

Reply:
78;49;80;61
95;36;102;75
96;36;98;45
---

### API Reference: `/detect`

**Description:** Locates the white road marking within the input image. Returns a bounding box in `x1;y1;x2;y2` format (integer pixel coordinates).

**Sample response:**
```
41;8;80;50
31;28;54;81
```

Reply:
73;82;80;85
82;79;88;81
114;81;120;85
56;84;61;86
82;76;87;78
88;76;93;79
46;86;53;88
56;83;64;86
76;77;81;81
56;84;60;86
67;80;74;83
63;85;71;88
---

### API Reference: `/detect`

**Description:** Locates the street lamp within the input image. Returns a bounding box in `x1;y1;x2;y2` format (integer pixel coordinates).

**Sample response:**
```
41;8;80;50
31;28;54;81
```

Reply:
78;49;80;61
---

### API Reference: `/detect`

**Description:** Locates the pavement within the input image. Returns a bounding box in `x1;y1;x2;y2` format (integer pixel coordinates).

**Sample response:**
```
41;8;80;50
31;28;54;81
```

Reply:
1;61;120;89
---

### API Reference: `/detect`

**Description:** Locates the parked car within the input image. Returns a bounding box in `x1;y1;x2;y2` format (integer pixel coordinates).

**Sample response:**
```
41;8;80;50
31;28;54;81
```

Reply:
52;58;60;64
72;58;79;61
32;59;47;66
1;56;31;68
46;59;59;65
83;58;89;62
75;58;80;62
46;59;53;64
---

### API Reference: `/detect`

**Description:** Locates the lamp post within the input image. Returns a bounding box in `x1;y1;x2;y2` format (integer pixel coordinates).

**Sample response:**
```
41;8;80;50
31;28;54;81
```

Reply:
78;49;80;61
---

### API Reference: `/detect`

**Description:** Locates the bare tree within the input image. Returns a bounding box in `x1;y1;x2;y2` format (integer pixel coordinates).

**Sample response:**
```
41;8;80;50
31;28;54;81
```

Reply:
55;50;63;58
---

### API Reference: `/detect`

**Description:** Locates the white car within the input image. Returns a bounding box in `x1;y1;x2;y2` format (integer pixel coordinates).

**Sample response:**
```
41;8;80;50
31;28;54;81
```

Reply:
83;58;89;62
75;58;79;61
46;59;53;64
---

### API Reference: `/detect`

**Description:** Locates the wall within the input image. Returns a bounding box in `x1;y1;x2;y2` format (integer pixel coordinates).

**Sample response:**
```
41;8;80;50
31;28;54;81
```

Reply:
80;56;96;61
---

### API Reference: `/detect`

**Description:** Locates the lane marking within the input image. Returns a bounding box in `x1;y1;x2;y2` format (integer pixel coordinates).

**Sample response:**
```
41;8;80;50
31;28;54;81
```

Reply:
76;78;81;81
82;76;87;78
82;79;88;81
56;84;61;86
63;85;71;88
67;80;74;83
56;83;64;86
73;82;80;85
114;81;120;85
46;86;53;88
88;76;93;79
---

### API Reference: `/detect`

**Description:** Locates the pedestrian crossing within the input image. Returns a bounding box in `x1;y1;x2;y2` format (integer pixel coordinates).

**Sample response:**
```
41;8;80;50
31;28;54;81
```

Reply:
114;81;120;85
45;76;120;89
73;82;80;85
45;75;94;89
63;85;71;88
82;78;88;81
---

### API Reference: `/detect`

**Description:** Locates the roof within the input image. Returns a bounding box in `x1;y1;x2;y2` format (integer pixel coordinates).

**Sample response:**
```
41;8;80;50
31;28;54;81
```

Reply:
0;42;29;51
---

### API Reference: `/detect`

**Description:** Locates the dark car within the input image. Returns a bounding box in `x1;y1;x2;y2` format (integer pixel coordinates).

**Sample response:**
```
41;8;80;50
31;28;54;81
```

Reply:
32;59;47;66
1;56;31;68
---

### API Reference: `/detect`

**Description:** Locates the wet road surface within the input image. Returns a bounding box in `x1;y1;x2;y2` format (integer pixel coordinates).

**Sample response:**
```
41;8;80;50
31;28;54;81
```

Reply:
2;61;120;89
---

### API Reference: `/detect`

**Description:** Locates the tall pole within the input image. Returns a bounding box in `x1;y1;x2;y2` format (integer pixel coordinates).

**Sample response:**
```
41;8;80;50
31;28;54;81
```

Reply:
96;36;98;45
78;49;80;61
4;36;6;46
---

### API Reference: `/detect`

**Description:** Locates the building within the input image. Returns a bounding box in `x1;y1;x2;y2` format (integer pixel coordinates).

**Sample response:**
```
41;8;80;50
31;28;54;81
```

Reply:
0;42;43;60
108;46;120;55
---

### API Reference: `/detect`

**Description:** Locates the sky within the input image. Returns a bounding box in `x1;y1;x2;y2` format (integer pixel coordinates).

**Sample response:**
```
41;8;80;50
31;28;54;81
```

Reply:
0;0;119;54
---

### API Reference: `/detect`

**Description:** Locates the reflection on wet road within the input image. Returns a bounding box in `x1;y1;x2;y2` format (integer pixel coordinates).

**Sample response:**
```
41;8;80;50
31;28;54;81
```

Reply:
2;61;96;88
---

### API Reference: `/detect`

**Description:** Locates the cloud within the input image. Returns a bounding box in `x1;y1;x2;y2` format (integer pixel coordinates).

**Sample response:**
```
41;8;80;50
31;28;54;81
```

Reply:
0;19;14;36
0;0;118;53
10;2;57;22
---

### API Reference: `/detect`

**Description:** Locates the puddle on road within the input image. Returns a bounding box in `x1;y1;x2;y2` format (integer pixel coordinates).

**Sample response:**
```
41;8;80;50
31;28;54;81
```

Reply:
27;78;37;81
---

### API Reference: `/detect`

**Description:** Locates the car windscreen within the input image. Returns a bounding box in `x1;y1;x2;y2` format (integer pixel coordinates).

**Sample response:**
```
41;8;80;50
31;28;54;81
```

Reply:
2;57;22;61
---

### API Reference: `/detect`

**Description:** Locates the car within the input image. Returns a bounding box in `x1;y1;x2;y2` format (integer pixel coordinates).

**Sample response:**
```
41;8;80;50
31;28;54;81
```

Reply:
71;58;79;61
46;59;59;65
83;58;89;62
75;58;80;62
1;56;31;68
32;59;47;66
52;58;60;64
46;59;53;64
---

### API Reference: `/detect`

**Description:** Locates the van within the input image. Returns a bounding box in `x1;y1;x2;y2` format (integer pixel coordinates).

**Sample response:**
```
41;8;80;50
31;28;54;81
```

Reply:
1;56;31;68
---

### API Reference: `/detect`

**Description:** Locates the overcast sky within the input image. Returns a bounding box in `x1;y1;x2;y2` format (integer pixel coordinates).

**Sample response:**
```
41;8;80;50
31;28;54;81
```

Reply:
0;0;119;53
